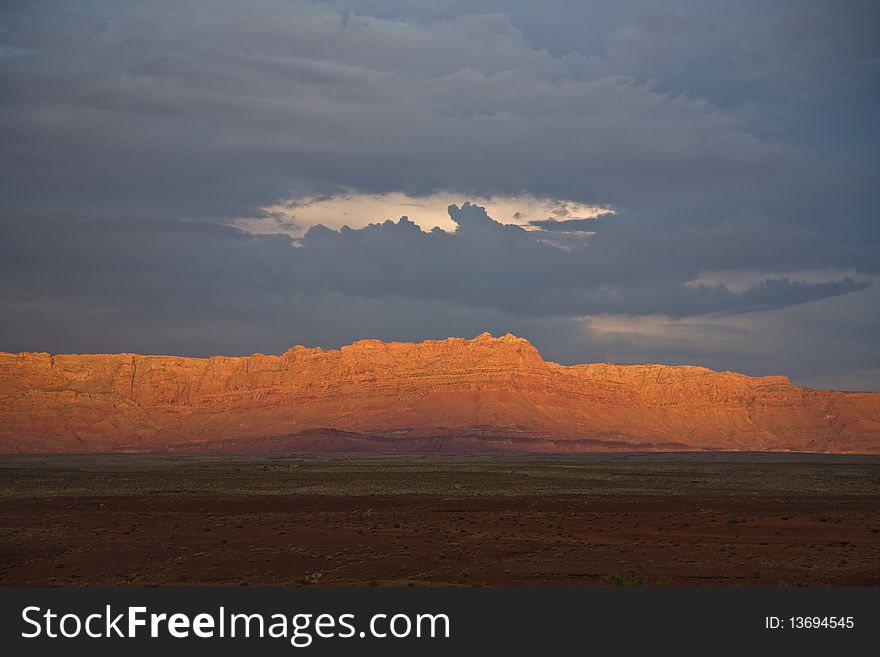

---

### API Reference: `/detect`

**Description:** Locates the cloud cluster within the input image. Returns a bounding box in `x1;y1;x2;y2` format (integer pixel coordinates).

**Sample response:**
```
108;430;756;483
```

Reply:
1;203;869;324
290;202;871;316
1;1;876;231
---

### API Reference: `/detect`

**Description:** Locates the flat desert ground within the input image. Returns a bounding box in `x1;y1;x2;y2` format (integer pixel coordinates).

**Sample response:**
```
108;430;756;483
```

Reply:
1;453;879;587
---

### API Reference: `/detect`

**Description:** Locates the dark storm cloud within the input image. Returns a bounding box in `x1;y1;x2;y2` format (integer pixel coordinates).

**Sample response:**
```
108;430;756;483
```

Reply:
0;0;876;235
0;204;869;323
289;203;875;317
0;1;878;387
0;210;591;358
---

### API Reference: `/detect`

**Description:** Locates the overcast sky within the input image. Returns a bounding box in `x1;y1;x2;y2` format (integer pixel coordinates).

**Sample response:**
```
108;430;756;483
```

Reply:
1;0;878;390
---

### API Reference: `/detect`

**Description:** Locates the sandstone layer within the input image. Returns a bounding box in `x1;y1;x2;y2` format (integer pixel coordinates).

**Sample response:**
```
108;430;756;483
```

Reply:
1;333;878;453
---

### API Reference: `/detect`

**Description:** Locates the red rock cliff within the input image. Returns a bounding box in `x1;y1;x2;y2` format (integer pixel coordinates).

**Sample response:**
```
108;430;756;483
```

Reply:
1;333;878;453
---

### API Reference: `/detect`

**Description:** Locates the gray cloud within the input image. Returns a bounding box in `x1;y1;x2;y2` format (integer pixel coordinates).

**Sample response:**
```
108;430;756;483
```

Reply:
1;1;876;234
528;218;596;232
290;203;871;316
0;203;870;327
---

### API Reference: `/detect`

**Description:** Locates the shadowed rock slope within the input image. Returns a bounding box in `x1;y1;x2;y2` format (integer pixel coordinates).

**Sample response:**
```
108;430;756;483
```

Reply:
1;333;878;453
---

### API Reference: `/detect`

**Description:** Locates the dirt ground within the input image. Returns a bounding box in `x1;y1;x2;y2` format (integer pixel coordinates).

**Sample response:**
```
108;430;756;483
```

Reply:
1;453;879;586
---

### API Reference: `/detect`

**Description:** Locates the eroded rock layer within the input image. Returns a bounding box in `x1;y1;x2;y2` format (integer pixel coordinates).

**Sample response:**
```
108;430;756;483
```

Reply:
1;333;878;453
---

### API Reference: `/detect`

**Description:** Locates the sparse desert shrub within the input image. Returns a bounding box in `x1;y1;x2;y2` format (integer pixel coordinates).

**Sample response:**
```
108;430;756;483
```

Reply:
604;566;645;587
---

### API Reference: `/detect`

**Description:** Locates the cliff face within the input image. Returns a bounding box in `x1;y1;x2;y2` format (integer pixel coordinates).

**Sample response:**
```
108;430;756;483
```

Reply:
1;333;878;453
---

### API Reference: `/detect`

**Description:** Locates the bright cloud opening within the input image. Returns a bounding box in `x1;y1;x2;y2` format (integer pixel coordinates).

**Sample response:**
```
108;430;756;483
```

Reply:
231;191;615;237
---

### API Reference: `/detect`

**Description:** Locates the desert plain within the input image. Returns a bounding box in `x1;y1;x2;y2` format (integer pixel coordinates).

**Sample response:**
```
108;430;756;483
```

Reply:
1;453;878;587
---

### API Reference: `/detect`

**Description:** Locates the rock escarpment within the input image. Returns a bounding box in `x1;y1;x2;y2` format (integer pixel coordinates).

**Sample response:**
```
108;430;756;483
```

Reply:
1;333;878;453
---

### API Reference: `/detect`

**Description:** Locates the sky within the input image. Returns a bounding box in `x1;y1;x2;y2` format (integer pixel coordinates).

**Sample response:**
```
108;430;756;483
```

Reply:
0;0;878;390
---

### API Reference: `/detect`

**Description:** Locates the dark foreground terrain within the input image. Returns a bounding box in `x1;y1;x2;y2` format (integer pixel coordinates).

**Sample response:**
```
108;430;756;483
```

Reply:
1;453;879;587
